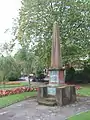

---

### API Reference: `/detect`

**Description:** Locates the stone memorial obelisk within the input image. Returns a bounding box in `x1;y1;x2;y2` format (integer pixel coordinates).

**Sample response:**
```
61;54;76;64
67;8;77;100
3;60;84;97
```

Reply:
37;21;76;106
48;21;65;95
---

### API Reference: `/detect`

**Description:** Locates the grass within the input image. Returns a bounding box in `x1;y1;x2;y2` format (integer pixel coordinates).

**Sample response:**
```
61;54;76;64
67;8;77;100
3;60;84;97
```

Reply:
77;87;90;96
0;82;29;89
68;84;90;120
0;91;37;108
0;82;90;109
77;84;90;96
68;111;90;120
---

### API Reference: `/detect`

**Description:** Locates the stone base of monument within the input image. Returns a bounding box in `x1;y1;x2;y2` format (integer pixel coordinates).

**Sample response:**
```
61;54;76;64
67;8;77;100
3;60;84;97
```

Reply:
37;85;76;106
37;86;56;106
56;85;76;106
37;97;57;106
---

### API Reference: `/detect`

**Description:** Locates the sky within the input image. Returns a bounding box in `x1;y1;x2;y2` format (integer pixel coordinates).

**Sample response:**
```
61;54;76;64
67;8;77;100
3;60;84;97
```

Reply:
0;0;21;55
0;0;21;43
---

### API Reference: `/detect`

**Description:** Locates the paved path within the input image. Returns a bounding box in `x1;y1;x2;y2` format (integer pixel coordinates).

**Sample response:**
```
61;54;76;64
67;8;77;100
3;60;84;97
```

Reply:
0;97;90;120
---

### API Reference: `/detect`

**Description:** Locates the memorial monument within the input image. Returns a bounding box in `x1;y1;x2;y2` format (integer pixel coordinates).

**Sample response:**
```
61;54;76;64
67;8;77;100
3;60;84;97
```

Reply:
48;21;64;95
37;21;76;106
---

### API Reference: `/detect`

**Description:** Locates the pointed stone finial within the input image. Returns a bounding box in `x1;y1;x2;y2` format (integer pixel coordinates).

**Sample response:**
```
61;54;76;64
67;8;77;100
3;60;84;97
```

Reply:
51;21;62;68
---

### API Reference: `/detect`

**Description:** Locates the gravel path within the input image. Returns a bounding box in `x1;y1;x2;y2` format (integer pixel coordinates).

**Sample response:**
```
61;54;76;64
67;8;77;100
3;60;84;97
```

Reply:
0;97;90;120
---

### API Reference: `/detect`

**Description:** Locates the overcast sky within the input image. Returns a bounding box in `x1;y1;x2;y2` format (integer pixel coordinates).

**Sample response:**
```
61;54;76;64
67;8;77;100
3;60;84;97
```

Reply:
0;0;21;44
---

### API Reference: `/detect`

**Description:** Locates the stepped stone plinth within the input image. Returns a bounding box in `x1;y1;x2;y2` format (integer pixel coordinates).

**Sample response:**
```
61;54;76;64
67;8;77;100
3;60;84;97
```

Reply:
37;85;76;106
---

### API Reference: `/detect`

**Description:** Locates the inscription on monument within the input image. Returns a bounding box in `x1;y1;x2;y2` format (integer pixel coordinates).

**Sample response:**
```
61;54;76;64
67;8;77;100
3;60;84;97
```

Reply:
49;71;59;84
48;71;59;95
48;87;56;95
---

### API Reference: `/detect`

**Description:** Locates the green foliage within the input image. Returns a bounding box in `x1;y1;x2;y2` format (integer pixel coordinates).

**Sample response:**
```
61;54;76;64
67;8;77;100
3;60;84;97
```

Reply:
36;67;43;76
74;70;83;83
65;67;75;83
14;47;39;75
0;56;21;82
83;64;90;82
6;71;20;81
15;0;90;67
70;64;90;83
83;64;90;74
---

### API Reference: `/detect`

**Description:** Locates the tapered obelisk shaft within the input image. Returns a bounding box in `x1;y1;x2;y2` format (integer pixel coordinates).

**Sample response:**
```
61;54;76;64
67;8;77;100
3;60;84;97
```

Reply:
48;21;64;95
51;21;62;68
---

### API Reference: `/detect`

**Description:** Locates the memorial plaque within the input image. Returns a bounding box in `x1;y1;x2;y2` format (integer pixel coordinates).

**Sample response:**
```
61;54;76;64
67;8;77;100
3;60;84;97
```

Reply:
48;70;59;95
49;71;59;84
48;87;56;95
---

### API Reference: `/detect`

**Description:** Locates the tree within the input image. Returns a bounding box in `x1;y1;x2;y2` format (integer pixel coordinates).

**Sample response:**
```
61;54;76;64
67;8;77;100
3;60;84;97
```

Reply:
16;0;90;67
0;56;21;84
14;46;39;75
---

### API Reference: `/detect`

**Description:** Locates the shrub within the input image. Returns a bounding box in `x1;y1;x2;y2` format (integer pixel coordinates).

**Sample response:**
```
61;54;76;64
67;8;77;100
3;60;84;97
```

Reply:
7;71;21;81
65;67;75;83
74;64;90;83
82;64;90;83
74;70;83;83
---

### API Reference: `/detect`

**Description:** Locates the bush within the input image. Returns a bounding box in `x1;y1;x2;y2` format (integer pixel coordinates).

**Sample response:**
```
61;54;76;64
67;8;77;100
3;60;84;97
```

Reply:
36;69;43;76
65;67;75;83
74;64;90;83
74;70;83;83
7;71;21;81
82;65;90;83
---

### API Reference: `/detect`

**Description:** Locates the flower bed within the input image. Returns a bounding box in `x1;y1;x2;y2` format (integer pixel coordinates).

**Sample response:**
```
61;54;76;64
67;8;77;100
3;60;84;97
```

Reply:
0;87;38;97
75;85;82;90
0;84;82;97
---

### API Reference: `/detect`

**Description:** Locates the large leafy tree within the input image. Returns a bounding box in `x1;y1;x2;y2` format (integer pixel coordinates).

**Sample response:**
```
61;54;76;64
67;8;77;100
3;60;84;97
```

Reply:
16;0;90;67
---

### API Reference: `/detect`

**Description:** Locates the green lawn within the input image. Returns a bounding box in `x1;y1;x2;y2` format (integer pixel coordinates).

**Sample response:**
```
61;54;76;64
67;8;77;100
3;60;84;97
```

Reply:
77;84;90;96
0;82;29;89
68;111;90;120
68;84;90;120
77;87;90;96
0;83;90;109
0;91;37;108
